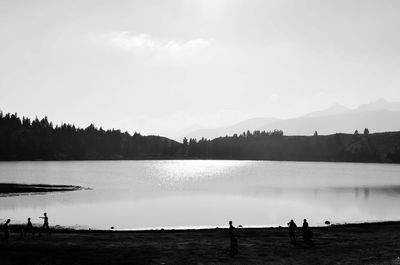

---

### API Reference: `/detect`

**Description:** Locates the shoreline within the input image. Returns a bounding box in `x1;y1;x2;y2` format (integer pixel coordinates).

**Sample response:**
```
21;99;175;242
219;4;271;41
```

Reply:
1;158;400;164
5;218;399;233
5;219;400;233
2;221;400;264
0;183;84;195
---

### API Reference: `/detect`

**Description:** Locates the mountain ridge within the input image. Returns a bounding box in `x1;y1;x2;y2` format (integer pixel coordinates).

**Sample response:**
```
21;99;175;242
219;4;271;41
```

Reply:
183;99;400;140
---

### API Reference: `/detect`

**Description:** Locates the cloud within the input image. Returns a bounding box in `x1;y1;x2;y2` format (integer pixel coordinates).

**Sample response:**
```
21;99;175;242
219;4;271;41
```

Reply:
93;32;212;56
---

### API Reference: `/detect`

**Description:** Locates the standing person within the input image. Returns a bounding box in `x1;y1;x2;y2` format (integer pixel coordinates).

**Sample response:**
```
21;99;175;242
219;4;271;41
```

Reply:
287;219;297;243
302;219;309;241
3;219;11;244
228;221;238;257
39;212;50;236
302;219;313;244
229;221;235;240
24;218;35;237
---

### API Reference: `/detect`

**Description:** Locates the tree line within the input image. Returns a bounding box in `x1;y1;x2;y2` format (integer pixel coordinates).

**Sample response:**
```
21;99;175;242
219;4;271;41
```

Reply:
0;112;180;160
1;112;400;162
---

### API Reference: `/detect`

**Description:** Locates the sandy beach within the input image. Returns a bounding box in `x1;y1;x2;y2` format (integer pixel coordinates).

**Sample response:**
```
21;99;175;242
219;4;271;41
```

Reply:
1;222;400;265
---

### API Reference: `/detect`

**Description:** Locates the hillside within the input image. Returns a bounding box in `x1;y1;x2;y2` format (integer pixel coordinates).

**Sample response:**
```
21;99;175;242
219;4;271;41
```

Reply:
185;131;400;163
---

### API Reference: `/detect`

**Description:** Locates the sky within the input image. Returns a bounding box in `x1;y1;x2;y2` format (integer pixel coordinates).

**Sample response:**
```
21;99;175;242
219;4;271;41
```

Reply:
1;0;400;138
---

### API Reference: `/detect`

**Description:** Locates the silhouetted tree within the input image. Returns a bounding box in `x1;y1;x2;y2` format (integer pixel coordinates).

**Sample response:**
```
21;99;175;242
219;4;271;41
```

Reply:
364;128;369;134
0;112;182;160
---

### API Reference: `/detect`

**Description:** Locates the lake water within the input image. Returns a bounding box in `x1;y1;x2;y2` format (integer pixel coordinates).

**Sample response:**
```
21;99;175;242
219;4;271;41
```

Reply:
1;160;400;230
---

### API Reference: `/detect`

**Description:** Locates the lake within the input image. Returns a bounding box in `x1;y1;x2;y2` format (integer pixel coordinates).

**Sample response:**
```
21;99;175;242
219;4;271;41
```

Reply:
1;160;400;230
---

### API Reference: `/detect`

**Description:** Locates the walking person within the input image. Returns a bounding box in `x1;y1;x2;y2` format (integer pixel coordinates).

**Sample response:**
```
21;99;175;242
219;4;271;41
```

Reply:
3;219;11;244
288;219;297;243
39;212;50;236
228;221;238;257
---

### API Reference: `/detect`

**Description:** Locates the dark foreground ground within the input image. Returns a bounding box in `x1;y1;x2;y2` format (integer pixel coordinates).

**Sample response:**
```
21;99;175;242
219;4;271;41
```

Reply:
2;222;400;265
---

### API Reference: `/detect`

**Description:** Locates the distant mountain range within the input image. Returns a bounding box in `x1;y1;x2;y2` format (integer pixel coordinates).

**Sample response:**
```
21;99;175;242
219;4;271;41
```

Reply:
180;117;279;140
183;99;400;140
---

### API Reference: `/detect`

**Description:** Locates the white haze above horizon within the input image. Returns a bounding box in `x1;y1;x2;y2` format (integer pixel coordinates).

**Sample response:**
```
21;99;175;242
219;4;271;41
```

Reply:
1;0;400;138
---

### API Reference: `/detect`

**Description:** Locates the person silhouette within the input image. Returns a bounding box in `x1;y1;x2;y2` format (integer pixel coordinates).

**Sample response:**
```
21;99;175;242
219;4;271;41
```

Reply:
287;219;297;243
228;221;238;257
3;219;10;244
24;218;34;237
302;219;313;244
229;221;235;240
39;213;50;236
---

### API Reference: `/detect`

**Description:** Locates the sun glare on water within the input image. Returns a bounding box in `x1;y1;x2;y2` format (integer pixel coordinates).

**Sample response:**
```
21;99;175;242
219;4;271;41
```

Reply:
154;160;251;182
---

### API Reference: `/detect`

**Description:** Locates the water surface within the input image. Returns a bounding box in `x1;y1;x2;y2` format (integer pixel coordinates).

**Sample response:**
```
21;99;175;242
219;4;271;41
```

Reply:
0;160;400;230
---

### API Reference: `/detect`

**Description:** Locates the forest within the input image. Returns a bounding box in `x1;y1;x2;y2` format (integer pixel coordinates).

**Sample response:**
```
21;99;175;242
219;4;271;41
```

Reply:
1;112;400;163
0;112;181;160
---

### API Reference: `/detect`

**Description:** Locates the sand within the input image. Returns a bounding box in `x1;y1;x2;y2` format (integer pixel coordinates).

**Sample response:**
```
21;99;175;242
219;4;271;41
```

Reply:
1;222;400;265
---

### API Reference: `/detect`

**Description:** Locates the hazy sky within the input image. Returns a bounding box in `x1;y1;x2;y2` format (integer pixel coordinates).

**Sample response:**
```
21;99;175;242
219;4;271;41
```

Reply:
1;0;400;138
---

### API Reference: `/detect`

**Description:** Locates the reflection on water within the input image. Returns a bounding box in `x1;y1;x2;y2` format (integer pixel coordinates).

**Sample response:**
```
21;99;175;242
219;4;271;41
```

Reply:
0;160;400;229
